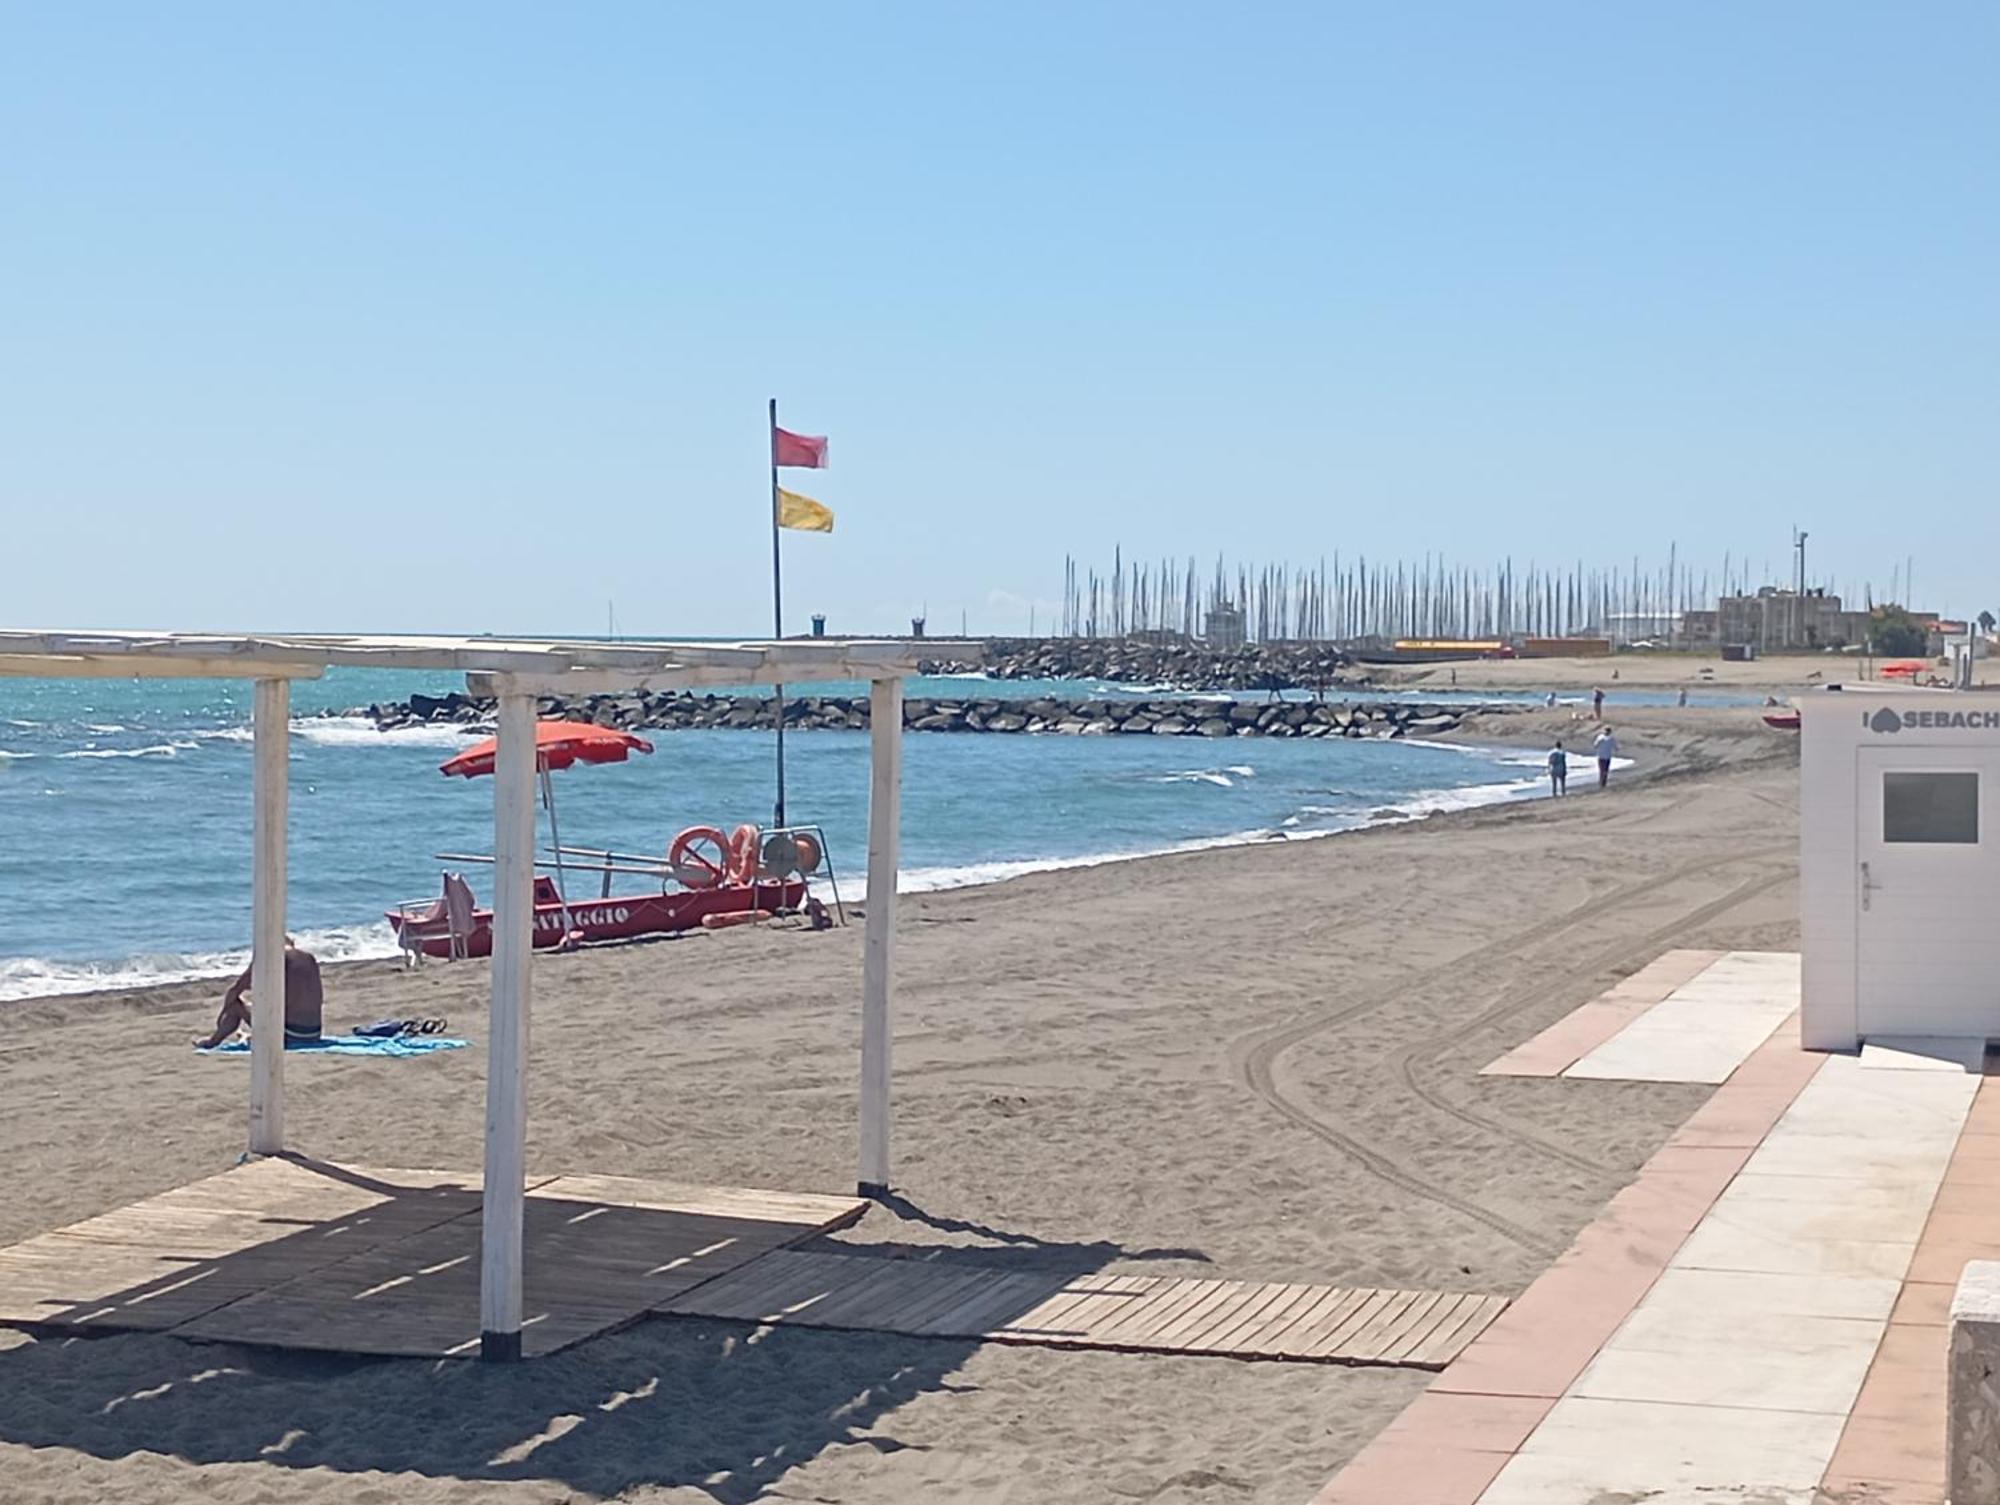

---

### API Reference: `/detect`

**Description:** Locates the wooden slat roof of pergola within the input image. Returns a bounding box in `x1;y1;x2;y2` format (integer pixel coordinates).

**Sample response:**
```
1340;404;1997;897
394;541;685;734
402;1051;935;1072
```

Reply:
0;629;932;689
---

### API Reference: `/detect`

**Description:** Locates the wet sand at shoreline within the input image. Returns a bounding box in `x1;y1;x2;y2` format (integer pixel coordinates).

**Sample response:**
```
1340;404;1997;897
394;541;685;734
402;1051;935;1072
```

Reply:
0;707;1800;1503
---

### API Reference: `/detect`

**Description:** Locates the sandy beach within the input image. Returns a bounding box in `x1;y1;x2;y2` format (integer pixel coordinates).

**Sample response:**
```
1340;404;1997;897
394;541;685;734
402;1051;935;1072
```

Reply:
0;706;1802;1504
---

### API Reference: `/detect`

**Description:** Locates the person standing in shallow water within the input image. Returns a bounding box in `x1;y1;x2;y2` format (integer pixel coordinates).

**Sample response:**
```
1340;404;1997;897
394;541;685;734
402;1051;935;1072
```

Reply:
1548;739;1569;797
1592;686;1605;719
1593;725;1618;789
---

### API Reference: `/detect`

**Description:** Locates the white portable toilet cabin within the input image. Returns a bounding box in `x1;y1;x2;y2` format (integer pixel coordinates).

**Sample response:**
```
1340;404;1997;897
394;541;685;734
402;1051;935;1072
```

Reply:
1800;685;2000;1051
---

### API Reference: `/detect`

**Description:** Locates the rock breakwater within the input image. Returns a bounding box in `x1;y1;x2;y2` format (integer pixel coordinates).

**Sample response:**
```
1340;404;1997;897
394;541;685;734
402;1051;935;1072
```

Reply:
357;690;1485;740
919;637;1359;692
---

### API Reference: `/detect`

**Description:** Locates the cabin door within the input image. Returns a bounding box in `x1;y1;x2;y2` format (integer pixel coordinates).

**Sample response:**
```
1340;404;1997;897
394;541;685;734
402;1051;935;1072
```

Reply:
1855;746;2000;1040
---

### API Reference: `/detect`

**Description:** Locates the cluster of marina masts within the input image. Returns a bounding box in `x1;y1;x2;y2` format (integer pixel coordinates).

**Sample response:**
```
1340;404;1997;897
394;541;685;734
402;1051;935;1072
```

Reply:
1058;550;1855;645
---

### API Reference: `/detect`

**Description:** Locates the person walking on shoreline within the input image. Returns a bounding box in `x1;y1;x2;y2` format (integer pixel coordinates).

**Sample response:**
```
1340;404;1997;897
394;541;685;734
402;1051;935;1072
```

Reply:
1593;725;1618;789
1548;739;1569;797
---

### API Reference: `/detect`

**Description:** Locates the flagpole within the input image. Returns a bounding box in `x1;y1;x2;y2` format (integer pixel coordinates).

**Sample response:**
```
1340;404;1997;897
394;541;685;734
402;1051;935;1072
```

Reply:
769;397;787;830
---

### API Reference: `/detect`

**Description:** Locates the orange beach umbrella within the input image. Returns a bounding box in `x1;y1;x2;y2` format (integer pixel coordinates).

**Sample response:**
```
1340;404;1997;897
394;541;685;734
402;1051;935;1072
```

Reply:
439;719;654;779
438;720;654;940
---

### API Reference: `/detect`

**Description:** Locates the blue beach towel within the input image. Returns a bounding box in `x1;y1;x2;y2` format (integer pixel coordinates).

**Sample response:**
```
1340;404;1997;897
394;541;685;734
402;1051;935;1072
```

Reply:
198;1035;468;1057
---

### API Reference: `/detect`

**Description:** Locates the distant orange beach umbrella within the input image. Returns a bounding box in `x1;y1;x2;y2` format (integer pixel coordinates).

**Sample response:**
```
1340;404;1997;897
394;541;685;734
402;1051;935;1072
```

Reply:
440;719;654;778
1878;660;1928;679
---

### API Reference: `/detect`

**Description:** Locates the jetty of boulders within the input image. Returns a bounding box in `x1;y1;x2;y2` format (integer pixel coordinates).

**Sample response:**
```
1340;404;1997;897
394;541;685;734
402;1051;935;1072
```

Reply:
355;689;1483;740
919;637;1356;693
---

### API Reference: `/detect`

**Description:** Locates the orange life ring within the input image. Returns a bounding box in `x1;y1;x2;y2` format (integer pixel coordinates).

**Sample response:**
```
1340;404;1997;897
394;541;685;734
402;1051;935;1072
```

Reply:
728;823;762;884
668;826;731;889
791;831;823;874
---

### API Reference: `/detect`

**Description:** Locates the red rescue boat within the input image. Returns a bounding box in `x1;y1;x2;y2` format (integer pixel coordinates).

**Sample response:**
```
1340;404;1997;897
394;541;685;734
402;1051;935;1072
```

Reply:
386;721;836;959
394;869;808;958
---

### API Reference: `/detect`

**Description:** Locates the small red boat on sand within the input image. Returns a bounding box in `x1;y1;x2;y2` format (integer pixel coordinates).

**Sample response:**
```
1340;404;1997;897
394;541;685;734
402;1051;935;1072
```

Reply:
395;868;809;959
387;719;834;961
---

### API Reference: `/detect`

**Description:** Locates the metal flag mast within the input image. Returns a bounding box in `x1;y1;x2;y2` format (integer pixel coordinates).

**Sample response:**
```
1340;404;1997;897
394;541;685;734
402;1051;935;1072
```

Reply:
769;397;787;829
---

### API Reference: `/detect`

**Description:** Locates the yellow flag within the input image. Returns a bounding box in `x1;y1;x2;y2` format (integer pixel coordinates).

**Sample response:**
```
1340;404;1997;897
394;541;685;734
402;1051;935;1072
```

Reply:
777;486;834;533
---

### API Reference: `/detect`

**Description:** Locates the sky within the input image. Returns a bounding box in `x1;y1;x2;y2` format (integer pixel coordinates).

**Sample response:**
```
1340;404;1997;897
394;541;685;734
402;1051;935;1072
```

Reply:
2;3;1995;637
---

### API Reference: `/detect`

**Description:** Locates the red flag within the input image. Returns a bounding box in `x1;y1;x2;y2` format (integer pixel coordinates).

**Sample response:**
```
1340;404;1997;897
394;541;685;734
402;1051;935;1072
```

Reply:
773;427;828;469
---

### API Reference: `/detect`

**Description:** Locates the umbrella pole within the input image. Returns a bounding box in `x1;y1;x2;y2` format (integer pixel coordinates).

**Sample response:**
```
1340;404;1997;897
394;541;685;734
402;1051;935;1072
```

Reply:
541;765;580;947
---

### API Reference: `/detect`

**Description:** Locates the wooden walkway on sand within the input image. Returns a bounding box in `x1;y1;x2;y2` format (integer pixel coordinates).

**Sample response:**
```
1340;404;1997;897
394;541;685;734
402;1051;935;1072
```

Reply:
0;1157;866;1359
664;1249;1506;1368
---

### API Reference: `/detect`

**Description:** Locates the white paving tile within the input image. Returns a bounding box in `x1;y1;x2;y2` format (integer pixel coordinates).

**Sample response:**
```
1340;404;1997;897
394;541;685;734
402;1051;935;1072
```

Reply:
1716;1172;1942;1220
1702;1183;1933;1246
1611;1266;1901;1323
1669;1219;1915;1279
1861;1035;1988;1072
1572;1339;1876;1414
1744;1126;1957;1182
1478;1397;1845;1505
1563;949;1798;1084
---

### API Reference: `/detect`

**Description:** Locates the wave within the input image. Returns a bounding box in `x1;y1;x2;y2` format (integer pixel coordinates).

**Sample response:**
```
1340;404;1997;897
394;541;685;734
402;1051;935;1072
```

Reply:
857;767;1550;899
1156;769;1236;788
0;748;35;761
58;741;197;760
1401;736;1635;773
199;716;483;749
0;923;404;1003
84;723;127;733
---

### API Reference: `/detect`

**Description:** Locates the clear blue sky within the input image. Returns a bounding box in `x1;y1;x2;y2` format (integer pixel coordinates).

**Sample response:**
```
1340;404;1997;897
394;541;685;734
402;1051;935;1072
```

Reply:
3;3;1994;636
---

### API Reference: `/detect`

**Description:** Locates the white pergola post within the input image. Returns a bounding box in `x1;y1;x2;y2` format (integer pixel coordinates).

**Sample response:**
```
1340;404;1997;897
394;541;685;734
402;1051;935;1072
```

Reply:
481;687;537;1361
858;676;903;1196
248;677;289;1156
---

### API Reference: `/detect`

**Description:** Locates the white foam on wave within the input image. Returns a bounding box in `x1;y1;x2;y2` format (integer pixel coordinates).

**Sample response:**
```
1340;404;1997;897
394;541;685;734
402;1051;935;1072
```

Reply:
295;716;483;749
5;719;38;729
0;748;35;761
855;763;1550;899
0;922;404;1003
85;723;127;733
886;827;1287;897
1401;736;1635;773
1157;769;1236;788
58;741;197;760
199;716;482;749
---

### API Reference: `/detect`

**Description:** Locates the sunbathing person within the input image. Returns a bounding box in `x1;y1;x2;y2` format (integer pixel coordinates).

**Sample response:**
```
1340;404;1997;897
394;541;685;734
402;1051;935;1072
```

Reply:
195;938;324;1049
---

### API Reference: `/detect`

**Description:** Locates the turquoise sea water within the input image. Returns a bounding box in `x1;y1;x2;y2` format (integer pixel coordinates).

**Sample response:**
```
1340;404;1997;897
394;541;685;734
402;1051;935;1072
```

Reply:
0;668;1702;999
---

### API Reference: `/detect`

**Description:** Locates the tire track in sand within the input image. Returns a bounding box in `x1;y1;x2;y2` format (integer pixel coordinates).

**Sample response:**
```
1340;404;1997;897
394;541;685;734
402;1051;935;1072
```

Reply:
1391;853;1788;1175
1229;842;1786;1253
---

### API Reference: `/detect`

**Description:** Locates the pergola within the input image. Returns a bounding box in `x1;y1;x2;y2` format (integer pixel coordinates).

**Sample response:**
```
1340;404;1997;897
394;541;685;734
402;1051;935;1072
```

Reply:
0;629;925;1361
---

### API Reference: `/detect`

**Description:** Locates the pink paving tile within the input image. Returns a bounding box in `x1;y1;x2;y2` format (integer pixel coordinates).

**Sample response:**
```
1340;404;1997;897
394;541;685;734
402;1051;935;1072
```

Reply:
1930;1178;2000;1218
1309;1436;1512;1505
1903;1212;2000;1284
1956;1081;2000;1136
1376;1392;1553;1453
1888;1281;1954;1328
1480;1002;1650;1077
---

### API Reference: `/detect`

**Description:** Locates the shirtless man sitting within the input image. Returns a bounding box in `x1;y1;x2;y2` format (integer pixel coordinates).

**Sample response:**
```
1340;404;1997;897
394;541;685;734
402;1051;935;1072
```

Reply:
196;938;324;1049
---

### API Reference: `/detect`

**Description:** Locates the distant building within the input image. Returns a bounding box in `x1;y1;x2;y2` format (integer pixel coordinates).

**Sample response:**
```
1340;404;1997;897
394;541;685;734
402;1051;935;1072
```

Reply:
1205;603;1246;651
1716;589;1868;653
1680;610;1719;648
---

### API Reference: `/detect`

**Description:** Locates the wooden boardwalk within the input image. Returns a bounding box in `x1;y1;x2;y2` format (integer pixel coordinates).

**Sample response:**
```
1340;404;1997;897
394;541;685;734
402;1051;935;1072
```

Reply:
0;1157;866;1359
664;1250;1506;1368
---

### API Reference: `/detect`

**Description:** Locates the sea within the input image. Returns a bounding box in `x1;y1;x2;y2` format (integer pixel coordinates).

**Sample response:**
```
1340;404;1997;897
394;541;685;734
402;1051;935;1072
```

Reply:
0;670;1739;1001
